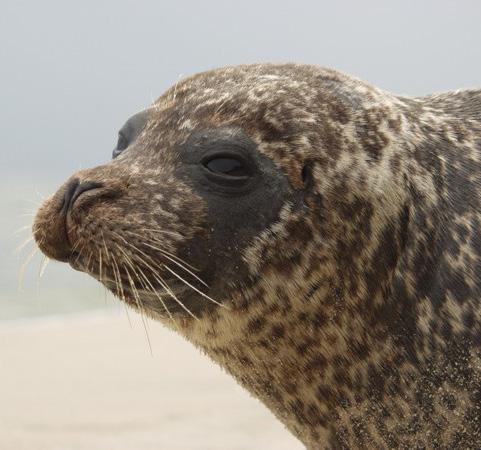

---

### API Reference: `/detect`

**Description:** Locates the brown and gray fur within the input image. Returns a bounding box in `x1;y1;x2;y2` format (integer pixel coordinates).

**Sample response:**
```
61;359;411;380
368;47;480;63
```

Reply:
33;64;481;449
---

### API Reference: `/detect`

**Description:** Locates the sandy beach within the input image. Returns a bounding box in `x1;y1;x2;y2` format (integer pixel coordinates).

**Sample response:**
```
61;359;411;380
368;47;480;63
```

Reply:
0;311;302;450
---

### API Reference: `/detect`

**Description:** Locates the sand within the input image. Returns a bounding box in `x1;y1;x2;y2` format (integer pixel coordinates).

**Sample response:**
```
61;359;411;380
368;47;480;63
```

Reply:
0;310;303;450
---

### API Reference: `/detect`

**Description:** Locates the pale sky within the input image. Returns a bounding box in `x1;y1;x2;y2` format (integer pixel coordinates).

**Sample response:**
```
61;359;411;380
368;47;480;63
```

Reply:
2;0;480;179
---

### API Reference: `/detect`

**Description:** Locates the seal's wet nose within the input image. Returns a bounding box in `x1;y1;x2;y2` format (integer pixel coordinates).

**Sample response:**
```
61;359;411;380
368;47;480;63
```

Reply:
61;179;103;214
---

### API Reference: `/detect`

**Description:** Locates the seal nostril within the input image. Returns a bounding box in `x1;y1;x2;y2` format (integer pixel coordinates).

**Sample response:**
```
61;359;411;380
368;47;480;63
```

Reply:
71;181;104;207
60;179;79;214
61;179;103;214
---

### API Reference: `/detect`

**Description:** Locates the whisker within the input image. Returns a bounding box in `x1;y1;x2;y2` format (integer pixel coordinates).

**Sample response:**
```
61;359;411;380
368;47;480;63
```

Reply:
86;251;94;273
123;300;133;328
15;236;34;254
125;230;198;272
99;234;117;288
120;302;132;328
106;238;151;334
120;258;143;308
34;188;46;200
143;242;208;288
73;243;88;265
138;228;185;238
131;250;200;321
39;255;49;279
18;246;39;292
121;263;153;355
71;237;84;253
114;242;185;326
97;247;109;305
98;248;104;283
162;264;227;309
13;225;33;236
110;257;135;330
101;232;112;263
151;270;198;320
21;199;43;207
98;241;134;331
136;265;183;327
114;231;206;286
111;231;165;266
34;254;49;297
110;230;222;310
110;252;124;300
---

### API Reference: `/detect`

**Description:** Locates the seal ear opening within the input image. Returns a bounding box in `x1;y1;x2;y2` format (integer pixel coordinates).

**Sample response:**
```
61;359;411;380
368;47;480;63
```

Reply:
301;161;314;192
301;161;324;214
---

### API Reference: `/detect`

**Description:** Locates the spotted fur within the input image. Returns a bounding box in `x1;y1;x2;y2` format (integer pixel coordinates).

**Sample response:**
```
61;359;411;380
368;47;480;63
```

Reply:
34;64;481;449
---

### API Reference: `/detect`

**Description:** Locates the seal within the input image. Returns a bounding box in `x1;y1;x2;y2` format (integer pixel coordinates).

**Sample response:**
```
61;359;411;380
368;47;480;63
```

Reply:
33;64;481;449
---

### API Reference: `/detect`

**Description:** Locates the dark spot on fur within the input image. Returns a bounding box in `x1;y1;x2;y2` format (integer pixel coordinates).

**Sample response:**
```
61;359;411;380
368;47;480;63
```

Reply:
247;316;266;334
271;324;285;339
289;399;307;424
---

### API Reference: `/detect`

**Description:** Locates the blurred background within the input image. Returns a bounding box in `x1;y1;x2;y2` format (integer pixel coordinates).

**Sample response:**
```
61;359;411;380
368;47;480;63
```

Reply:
1;1;480;449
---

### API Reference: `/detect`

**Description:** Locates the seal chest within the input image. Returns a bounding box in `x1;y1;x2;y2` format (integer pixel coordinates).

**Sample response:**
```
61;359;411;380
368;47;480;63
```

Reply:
33;64;481;449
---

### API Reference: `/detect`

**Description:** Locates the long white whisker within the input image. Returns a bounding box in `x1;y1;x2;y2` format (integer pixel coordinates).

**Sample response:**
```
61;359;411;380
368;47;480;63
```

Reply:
150;268;198;320
36;254;48;295
13;225;33;235
85;251;94;273
15;236;34;254
114;242;186;326
138;228;184;238
115;231;207;286
111;256;125;301
39;255;49;279
111;257;134;330
18;246;39;292
111;230;221;310
136;265;183;327
34;188;46;200
143;242;208;288
98;248;104;283
162;264;227;309
21;198;43;206
107;239;151;339
125;230;198;271
121;263;154;354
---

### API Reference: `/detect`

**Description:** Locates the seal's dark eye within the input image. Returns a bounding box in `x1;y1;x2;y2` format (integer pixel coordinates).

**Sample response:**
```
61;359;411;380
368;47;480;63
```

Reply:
112;109;150;159
204;157;249;177
112;133;129;159
117;133;129;151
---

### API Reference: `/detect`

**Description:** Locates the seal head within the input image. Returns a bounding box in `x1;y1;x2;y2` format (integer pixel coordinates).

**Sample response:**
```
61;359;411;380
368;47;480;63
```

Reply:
34;64;481;448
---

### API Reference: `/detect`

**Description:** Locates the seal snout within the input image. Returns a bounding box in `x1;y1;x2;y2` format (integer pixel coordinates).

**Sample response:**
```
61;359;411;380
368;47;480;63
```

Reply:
33;173;109;263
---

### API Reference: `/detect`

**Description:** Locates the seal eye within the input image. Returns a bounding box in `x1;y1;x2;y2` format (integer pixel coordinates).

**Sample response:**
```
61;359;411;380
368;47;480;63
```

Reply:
112;109;151;159
117;132;129;152
112;133;129;159
204;157;249;177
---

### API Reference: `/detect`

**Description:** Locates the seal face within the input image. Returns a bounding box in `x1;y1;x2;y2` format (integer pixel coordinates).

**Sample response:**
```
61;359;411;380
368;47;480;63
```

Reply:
33;64;481;448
